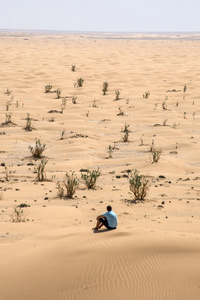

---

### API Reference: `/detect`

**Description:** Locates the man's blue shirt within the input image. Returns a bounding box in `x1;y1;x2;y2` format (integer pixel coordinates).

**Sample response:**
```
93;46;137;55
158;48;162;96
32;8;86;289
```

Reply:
103;211;117;228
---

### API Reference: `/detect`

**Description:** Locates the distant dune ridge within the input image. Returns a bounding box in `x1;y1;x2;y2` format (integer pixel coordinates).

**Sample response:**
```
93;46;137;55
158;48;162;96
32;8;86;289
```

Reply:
0;32;200;300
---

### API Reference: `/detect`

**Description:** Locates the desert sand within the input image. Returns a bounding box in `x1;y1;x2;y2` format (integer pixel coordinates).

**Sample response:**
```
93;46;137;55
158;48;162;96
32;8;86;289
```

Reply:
0;31;200;300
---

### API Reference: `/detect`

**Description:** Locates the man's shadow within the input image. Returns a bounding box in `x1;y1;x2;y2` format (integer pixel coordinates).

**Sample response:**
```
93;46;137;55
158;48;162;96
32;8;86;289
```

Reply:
93;229;115;234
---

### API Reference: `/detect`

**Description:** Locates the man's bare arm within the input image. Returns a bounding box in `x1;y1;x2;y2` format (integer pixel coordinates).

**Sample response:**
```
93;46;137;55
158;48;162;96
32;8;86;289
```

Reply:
96;215;104;220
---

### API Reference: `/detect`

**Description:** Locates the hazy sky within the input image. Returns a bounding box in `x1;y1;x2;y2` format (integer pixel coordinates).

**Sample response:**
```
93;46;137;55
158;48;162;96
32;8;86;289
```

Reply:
0;0;200;32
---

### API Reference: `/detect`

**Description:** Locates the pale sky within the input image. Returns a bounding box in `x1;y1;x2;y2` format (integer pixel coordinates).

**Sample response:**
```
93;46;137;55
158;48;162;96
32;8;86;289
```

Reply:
0;0;200;32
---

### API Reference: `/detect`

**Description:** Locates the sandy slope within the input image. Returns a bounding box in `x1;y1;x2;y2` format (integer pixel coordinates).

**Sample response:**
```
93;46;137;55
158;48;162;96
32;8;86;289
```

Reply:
0;32;200;299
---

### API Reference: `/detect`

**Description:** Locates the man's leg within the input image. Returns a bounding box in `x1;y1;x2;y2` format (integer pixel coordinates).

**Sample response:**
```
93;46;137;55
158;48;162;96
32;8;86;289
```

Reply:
93;217;109;230
93;219;102;230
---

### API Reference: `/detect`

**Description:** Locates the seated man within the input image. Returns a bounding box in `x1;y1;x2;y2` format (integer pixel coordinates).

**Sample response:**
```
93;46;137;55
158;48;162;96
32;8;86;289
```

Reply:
93;205;117;231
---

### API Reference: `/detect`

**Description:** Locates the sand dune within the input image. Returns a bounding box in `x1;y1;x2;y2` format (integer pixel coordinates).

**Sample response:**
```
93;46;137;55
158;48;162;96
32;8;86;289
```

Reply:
0;32;200;299
0;228;199;300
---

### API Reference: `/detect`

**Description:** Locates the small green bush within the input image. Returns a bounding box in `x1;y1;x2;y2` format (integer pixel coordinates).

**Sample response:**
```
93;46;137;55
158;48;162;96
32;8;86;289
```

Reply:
129;169;150;201
143;91;150;99
45;84;52;93
29;138;46;158
35;159;48;181
81;168;101;189
25;113;34;131
71;65;76;72
102;81;108;95
152;149;162;163
122;131;129;142
10;206;26;222
77;78;84;87
56;88;61;99
57;171;79;198
115;89;120;100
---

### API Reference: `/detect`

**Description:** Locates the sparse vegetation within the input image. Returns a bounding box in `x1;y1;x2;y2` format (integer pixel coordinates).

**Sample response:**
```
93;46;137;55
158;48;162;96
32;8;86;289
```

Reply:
102;81;108;95
129;169;150;201
162;101;167;110
5;113;12;124
60;129;66;140
29;138;46;158
6;100;12;111
117;107;124;116
57;171;79;198
5;88;12;95
121;123;130;133
25;113;34;131
152;149;162;163
184;112;187;119
143;91;150;99
115;89;120;100
108;145;113;158
72;96;77;104
183;84;187;93
1;113;16;126
45;84;52;93
81;168;101;189
10;206;26;222
77;78;84;87
71;65;76;72
35;159;48;181
4;165;11;181
92;99;97;107
150;140;154;152
56;88;61;99
163;119;167;126
122;131;129;142
61;99;66;113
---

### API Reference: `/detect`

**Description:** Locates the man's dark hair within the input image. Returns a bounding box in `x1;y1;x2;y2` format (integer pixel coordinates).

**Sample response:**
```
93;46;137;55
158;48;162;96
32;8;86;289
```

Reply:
107;205;112;211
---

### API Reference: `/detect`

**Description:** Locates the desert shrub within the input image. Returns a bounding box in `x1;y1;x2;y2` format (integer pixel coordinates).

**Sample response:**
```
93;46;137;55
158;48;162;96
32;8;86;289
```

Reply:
121;123;130;133
129;169;150;201
10;206;26;222
77;78;84;87
117;107;124;116
122;131;129;142
5;88;12;95
108;145;113;158
92;99;97;107
29;138;46;158
61;99;66;113
5;113;12;124
183;84;187;93
57;171;79;198
163;119;167;126
6;100;12;111
71;65;76;72
81;168;101;189
115;89;120;100
60;129;66;140
25;113;34;131
143;91;150;99
35;159;48;181
56;88;61;99
162;101;167;110
102;81;108;95
149;140;155;152
4;165;11;181
152;149;162;163
72;96;77;104
45;84;52;93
